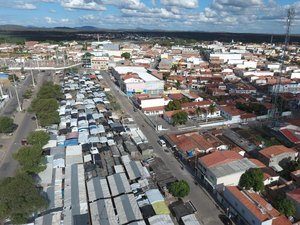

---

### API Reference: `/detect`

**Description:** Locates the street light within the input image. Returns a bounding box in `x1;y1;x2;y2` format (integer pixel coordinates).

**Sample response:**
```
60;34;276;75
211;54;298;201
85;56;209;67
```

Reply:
12;74;22;111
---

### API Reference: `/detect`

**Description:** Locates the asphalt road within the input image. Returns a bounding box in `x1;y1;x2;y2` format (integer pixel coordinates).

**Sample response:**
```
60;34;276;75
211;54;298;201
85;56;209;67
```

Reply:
101;71;224;225
0;71;52;178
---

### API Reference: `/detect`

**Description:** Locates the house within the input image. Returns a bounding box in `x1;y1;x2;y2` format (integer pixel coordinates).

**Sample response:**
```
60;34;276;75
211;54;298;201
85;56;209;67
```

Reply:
219;105;242;122
258;145;297;172
134;94;165;116
223;186;282;225
167;132;215;159
197;151;256;190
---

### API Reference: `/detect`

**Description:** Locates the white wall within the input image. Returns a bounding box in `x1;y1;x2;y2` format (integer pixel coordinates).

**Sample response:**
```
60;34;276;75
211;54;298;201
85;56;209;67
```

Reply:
140;98;165;109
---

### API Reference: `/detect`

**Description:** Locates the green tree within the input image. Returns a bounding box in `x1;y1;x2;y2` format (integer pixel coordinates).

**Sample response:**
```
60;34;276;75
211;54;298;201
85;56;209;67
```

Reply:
172;111;188;125
171;64;178;72
165;100;182;111
239;168;264;192
275;198;296;217
8;74;19;82
0;116;14;133
195;107;203;118
13;145;45;173
169;180;190;198
208;104;217;115
27;131;50;147
121;52;131;60
176;80;181;89
0;173;47;224
38;111;60;127
23;89;32;99
36;82;62;100
31;98;59;114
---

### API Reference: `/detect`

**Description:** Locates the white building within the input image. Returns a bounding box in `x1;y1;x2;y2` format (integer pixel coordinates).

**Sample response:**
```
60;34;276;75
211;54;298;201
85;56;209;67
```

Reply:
197;151;256;190
91;56;109;70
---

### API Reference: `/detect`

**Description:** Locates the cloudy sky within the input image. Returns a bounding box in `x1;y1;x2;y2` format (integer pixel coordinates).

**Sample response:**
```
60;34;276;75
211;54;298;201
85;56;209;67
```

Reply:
0;0;299;34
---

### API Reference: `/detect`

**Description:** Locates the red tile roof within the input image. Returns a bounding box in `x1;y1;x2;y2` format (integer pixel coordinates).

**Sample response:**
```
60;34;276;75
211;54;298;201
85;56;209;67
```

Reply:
280;128;300;144
272;215;292;225
181;100;212;109
142;106;164;112
220;105;242;116
226;186;280;222
168;132;214;152
259;145;296;159
199;151;243;168
168;93;184;100
249;158;266;168
287;188;300;203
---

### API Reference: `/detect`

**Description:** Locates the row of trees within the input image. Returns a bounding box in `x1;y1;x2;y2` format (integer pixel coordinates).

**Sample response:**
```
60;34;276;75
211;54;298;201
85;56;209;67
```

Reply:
30;81;62;127
0;130;49;223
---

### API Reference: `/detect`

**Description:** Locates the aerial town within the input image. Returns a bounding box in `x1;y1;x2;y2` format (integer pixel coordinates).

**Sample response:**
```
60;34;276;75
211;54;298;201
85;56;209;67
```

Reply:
0;6;300;225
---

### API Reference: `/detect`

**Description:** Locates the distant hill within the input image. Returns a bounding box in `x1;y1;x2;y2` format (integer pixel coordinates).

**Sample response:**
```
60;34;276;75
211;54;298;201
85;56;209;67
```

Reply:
74;26;100;31
54;26;76;30
0;24;29;31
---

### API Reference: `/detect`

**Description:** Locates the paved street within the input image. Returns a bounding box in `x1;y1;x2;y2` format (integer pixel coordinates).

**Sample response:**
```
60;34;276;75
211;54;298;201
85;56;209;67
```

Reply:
101;71;224;225
0;71;51;178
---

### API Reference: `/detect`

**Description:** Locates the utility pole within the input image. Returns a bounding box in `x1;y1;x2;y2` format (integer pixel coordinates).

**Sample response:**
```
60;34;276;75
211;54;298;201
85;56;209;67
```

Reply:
0;82;3;97
270;8;295;122
13;74;22;111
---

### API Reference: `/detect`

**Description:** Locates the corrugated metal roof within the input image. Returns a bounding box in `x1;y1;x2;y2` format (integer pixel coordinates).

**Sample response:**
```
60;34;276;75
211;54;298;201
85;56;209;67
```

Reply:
107;172;131;196
114;194;143;225
89;199;117;225
124;160;146;181
145;189;164;205
87;177;111;202
181;214;202;225
148;215;175;225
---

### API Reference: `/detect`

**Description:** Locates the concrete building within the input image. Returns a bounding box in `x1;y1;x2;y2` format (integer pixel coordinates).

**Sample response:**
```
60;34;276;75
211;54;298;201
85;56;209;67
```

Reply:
197;151;256;190
223;186;281;225
258;145;297;172
113;66;164;96
91;56;109;70
269;83;300;94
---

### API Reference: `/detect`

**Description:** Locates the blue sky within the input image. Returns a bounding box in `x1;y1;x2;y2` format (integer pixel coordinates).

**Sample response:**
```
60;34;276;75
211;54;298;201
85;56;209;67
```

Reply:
0;0;299;34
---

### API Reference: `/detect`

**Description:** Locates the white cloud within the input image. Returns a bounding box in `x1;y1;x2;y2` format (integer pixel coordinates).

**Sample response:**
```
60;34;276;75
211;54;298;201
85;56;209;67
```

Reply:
80;14;98;21
49;9;56;13
160;0;198;9
60;0;106;11
15;2;37;9
44;16;70;24
102;0;145;10
45;16;56;24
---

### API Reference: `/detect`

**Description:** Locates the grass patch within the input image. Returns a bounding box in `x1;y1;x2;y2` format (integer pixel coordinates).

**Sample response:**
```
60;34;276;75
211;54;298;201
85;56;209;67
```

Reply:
249;127;281;147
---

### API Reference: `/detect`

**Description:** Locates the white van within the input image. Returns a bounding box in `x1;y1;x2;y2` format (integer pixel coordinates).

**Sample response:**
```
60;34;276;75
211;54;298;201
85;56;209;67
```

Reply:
158;139;166;147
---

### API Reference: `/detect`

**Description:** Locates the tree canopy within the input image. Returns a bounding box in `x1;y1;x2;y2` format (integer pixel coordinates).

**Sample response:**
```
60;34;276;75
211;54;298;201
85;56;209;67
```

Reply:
0;173;47;224
0;116;14;133
172;111;188;125
275;198;296;217
239;168;264;192
13;145;45;173
30;82;61;127
121;52;131;59
165;100;181;111
27;131;50;147
169;180;190;198
236;102;267;116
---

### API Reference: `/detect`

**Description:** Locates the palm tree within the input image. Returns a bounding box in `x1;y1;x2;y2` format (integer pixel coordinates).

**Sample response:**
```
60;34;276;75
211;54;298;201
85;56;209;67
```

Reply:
208;104;217;115
195;107;203;118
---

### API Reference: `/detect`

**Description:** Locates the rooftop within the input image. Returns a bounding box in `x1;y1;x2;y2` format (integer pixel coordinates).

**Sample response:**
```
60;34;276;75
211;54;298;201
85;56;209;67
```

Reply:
199;150;243;168
115;66;159;82
259;145;296;159
226;186;280;222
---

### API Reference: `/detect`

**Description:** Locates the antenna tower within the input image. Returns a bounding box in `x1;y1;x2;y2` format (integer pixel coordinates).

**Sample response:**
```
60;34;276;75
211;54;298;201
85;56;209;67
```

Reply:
270;8;295;122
